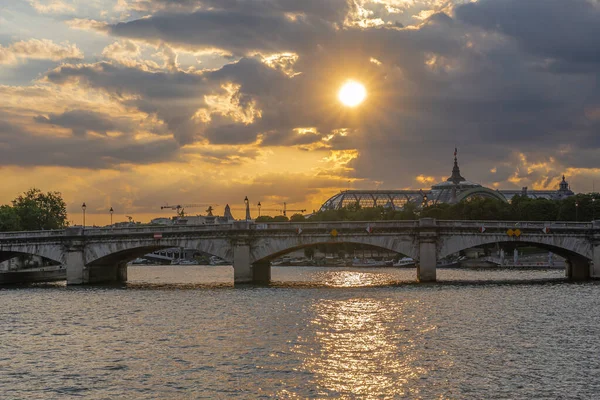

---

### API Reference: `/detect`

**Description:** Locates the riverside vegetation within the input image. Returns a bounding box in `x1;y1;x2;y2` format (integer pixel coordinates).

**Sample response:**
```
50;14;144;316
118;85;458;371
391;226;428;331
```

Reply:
256;194;600;223
0;188;68;232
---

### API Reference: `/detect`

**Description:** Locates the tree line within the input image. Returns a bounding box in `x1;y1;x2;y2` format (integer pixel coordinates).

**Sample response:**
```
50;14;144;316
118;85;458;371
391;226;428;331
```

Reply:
1;189;596;232
256;193;600;222
0;188;68;232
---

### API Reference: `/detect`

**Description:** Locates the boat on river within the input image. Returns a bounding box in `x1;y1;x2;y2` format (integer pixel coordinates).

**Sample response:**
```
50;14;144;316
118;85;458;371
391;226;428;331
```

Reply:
393;257;415;267
0;265;66;284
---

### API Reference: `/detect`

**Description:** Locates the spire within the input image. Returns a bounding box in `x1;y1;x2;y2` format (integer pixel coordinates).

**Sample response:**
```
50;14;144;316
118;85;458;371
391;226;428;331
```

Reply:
559;175;569;192
447;147;466;184
223;204;234;221
245;199;251;221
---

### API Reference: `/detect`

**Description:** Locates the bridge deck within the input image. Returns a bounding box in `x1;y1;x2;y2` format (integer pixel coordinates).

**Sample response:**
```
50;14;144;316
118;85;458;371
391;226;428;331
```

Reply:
0;220;595;240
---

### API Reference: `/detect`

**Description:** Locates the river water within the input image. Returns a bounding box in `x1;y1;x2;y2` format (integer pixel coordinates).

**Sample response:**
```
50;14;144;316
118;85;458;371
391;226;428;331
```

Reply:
2;266;600;399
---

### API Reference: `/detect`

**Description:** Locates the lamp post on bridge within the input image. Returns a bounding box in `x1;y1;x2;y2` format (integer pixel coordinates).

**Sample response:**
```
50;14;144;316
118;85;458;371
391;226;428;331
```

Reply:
109;207;114;226
244;196;251;221
575;201;579;222
82;202;87;228
257;201;261;217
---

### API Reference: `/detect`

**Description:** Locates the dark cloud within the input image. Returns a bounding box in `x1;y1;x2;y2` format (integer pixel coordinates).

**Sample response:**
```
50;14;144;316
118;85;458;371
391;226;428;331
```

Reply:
0;111;179;169
46;62;218;144
36;0;600;190
456;0;600;66
109;7;334;56
34;109;135;136
126;0;351;22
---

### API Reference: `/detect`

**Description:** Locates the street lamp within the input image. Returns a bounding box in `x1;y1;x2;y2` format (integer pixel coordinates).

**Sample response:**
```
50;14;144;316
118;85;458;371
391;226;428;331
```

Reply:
257;201;262;217
575;201;579;222
109;207;114;226
244;196;250;221
423;194;428;207
82;202;87;227
593;198;596;221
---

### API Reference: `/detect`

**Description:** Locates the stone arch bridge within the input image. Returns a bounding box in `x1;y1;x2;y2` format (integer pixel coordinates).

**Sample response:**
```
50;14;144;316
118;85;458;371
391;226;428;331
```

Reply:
1;219;599;285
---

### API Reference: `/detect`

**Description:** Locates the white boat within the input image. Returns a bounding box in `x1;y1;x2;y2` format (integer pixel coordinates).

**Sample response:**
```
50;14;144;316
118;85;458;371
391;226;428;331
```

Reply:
393;257;415;267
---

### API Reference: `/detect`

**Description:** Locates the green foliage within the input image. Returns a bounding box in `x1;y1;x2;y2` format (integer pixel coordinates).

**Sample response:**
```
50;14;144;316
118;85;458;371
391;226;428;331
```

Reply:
290;213;306;222
0;205;21;232
255;215;290;222
308;193;600;222
255;216;274;222
11;188;68;230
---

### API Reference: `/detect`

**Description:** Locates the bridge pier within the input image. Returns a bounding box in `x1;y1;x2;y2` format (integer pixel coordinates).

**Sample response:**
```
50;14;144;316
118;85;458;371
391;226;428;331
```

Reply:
417;218;437;282
64;247;87;285
117;262;128;282
87;264;122;284
252;260;271;284
233;242;252;284
64;245;128;285
566;257;591;281
592;233;600;279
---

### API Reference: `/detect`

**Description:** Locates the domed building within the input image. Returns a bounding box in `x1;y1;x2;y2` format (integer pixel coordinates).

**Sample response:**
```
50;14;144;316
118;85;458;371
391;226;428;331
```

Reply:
319;149;574;212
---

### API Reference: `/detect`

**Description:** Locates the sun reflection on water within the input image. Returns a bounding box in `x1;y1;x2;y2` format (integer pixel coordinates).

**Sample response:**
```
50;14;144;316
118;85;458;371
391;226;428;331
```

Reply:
290;297;439;398
311;270;399;287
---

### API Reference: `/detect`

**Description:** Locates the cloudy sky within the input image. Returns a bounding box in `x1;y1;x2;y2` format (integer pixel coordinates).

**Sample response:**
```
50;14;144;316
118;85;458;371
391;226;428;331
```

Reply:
1;0;599;224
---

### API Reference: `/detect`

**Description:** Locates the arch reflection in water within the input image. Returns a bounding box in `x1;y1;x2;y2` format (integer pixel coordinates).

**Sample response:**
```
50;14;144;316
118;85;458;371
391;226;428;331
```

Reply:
290;297;445;398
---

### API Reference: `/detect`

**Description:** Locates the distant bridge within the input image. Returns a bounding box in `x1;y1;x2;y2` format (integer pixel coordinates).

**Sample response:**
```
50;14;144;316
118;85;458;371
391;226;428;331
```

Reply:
0;219;598;285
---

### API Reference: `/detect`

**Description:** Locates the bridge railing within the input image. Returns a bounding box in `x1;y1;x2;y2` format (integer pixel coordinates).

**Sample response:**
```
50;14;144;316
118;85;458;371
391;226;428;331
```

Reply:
436;220;593;230
0;230;65;239
0;220;595;240
252;221;420;230
79;224;237;236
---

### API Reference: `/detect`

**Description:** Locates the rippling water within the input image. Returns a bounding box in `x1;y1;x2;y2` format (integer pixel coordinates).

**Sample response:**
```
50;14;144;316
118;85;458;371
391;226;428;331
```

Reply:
2;266;600;399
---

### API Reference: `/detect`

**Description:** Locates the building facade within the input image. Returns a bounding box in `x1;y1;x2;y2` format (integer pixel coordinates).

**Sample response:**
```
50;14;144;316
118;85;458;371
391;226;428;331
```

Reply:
319;150;574;211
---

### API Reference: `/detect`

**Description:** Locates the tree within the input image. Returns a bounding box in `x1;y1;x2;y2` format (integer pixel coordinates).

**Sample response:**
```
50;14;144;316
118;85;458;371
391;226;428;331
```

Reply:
0;205;21;231
12;188;68;230
290;213;305;222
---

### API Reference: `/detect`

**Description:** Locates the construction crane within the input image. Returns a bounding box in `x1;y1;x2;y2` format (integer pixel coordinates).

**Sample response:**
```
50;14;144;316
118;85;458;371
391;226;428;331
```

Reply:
257;202;306;217
160;203;218;217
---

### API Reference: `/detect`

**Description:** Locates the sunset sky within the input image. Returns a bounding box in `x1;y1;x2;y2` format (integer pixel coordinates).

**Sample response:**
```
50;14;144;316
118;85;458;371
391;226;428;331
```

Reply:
1;0;600;225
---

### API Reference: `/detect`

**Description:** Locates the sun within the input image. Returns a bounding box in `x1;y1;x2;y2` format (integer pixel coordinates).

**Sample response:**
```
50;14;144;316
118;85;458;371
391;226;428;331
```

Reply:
338;80;367;107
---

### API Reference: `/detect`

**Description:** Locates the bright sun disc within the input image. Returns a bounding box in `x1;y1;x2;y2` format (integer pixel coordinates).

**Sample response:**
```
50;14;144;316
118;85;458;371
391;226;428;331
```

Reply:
338;80;366;107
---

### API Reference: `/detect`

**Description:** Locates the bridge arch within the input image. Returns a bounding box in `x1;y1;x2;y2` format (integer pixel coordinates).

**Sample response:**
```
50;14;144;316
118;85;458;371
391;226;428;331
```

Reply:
438;234;592;261
250;235;418;263
85;237;233;266
0;245;63;265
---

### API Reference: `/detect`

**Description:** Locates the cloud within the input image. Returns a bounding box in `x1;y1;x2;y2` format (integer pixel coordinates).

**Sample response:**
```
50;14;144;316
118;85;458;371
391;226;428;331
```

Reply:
118;0;351;21
0;109;178;169
456;0;600;66
108;13;325;56
66;18;109;31
34;109;136;137
28;0;76;14
0;39;83;65
3;0;600;215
